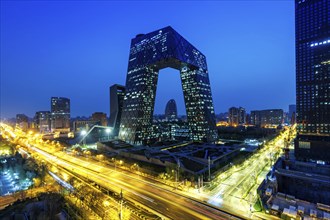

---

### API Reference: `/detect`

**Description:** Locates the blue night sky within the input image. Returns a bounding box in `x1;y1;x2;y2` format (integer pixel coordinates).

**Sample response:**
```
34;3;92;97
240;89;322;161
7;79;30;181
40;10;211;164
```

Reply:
0;1;295;118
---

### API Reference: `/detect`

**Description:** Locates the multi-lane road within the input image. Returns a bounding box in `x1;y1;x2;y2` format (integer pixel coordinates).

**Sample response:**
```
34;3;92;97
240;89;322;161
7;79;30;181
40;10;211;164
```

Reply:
1;122;295;219
208;126;295;216
0;123;241;220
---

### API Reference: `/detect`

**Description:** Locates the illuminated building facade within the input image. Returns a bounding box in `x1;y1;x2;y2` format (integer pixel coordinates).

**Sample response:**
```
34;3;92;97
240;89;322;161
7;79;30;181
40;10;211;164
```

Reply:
50;97;70;132
238;107;246;125
91;112;107;126
228;106;246;126
73;119;97;132
34;111;51;133
109;84;126;136
16;114;29;131
250;109;283;127
165;99;177;121
295;0;330;162
119;26;217;145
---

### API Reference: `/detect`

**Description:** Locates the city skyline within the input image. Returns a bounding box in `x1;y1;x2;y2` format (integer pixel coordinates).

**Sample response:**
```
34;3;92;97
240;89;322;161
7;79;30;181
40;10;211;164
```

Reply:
0;1;329;219
1;1;295;118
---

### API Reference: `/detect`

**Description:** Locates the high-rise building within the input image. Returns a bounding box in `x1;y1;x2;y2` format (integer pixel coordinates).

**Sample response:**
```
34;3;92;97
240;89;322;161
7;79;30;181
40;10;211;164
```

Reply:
50;97;70;132
288;104;296;125
245;113;251;125
228;107;239;126
165;99;178;121
250;109;283;127
238;107;246;125
118;26;217;144
34;111;51;133
91;112;107;126
295;0;330;163
109;84;126;136
16;114;29;131
228;107;246;126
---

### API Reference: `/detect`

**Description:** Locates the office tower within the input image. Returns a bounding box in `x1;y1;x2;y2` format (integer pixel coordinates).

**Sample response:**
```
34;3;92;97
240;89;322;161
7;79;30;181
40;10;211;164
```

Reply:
50;97;70;132
295;0;330;163
165;99;178;121
34;111;51;133
16;114;29;131
288;104;296;124
109;84;126;136
118;26;217;145
91;112;107;126
250;109;283;127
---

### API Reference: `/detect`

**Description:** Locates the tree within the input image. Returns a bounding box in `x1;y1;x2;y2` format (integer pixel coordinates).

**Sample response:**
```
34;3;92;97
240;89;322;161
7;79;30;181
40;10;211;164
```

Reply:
45;193;63;219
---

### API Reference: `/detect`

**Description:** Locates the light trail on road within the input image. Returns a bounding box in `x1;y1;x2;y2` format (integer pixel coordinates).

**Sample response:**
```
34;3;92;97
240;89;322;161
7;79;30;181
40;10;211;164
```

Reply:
208;126;296;215
0;123;242;220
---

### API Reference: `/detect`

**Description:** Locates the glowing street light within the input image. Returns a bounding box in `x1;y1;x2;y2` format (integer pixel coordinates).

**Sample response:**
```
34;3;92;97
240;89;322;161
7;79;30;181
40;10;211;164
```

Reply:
105;128;111;140
81;130;87;136
81;130;87;146
103;200;110;207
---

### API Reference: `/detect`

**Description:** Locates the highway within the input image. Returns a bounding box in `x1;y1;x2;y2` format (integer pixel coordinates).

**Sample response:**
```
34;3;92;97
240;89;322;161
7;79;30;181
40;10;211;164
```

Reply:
0;123;241;220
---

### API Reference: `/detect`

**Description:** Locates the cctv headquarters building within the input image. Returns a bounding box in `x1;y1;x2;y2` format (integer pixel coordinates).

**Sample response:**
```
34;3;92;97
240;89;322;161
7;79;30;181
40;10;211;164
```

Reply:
117;26;218;145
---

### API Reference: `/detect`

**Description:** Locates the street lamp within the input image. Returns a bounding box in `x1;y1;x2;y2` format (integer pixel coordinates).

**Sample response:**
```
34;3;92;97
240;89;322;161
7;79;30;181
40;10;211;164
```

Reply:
81;130;87;146
105;128;111;140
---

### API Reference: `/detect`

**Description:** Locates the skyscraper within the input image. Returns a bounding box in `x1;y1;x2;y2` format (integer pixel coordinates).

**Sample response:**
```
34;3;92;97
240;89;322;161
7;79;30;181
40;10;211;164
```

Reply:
165;99;177;121
295;0;330;163
50;97;70;132
118;26;217;145
109;84;125;136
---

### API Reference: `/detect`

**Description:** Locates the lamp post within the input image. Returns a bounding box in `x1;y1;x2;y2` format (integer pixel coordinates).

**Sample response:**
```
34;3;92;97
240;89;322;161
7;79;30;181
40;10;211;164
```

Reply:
119;189;123;220
208;156;211;181
177;160;180;189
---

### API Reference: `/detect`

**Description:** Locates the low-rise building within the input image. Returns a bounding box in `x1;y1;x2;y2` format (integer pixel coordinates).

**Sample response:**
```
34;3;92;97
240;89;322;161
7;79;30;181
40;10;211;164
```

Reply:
91;112;107;126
